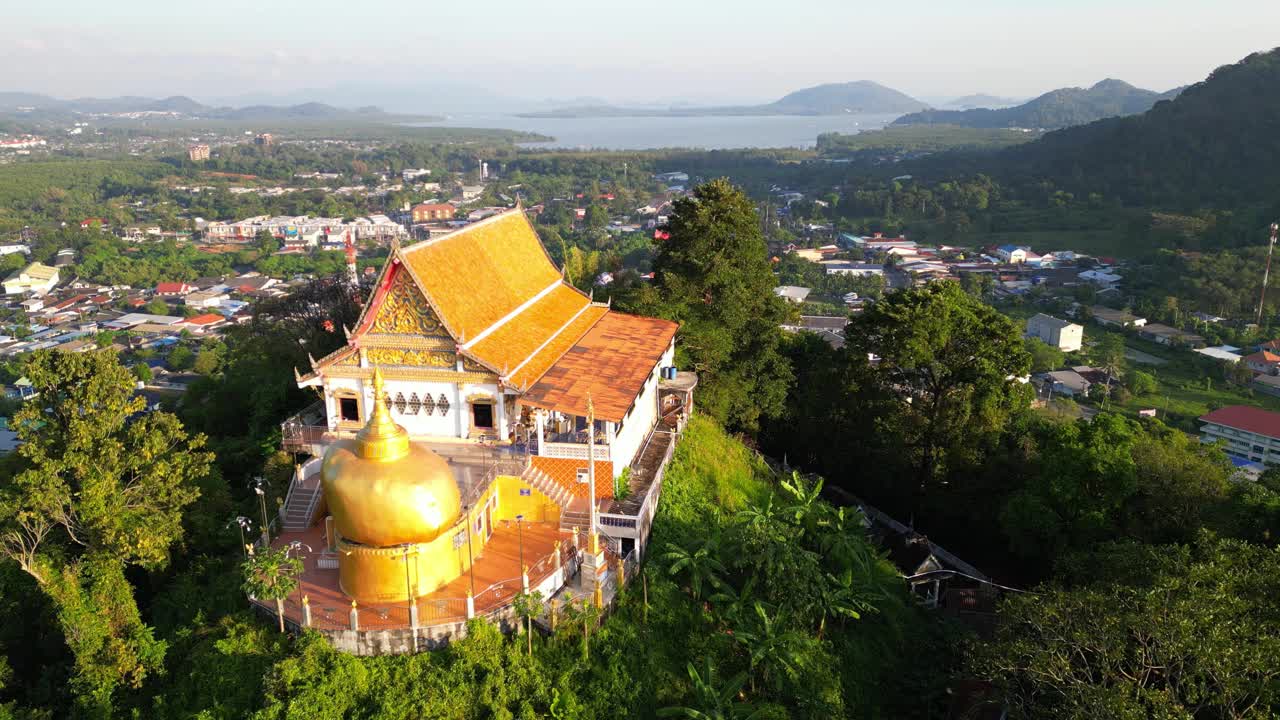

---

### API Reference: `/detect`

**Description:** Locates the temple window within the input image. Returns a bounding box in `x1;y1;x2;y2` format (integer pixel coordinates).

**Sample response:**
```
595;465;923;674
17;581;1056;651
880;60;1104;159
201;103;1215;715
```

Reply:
407;393;421;415
337;395;360;423
394;392;407;414
437;394;451;416
421;393;435;415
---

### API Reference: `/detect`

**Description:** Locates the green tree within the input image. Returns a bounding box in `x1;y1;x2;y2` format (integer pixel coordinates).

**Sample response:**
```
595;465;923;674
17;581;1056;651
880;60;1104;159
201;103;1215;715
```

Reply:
845;280;1031;507
664;537;727;601
0;350;211;716
144;298;169;316
1023;337;1065;373
192;349;220;376
1126;369;1158;395
972;538;1280;719
651;179;792;432
167;344;194;371
1094;333;1126;395
241;546;303;634
511;590;544;656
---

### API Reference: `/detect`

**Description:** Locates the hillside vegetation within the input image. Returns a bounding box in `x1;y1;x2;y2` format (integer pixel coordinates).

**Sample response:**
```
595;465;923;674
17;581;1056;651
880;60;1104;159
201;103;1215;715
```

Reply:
894;79;1178;129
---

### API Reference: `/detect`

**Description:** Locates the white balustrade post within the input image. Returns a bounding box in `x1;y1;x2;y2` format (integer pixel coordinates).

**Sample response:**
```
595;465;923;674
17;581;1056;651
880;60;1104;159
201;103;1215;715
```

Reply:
349;601;359;631
302;595;312;627
465;592;475;620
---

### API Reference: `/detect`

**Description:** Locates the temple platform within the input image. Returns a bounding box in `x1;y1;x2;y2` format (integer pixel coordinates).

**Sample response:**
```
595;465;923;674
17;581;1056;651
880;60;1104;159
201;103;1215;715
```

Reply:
258;521;572;633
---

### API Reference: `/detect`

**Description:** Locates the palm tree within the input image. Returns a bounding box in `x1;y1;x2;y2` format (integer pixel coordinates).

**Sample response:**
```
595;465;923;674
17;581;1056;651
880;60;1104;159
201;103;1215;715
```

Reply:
511;590;544;656
242;546;304;633
657;659;761;720
663;537;727;601
816;569;877;639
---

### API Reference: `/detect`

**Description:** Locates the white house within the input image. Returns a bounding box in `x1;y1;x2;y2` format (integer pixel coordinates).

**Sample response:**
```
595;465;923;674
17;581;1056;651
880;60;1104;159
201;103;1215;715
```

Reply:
996;245;1028;264
3;262;59;296
1025;313;1084;352
1079;269;1122;288
822;262;884;277
774;286;811;304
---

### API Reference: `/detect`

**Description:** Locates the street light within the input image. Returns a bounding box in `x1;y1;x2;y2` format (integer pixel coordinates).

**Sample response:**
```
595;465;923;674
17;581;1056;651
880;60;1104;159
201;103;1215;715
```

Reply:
285;540;312;624
401;545;419;652
228;516;253;558
516;514;525;578
253;477;270;546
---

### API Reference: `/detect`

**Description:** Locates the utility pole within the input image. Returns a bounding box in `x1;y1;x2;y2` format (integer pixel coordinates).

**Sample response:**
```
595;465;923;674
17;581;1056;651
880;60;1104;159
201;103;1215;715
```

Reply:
1257;222;1279;327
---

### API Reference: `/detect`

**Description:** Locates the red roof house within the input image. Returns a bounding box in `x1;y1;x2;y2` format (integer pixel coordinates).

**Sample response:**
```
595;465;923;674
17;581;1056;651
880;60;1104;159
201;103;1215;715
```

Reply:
155;282;194;297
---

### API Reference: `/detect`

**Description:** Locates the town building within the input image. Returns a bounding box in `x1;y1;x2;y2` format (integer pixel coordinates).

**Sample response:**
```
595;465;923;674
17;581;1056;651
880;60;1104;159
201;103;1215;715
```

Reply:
1040;370;1091;397
155;282;194;297
822;261;884;277
411;203;456;223
1200;405;1280;464
254;133;274;147
1025;313;1083;352
3;262;59;295
1089;305;1146;328
774;286;811;304
1138;323;1206;348
271;209;695;653
1244;350;1280;376
1195;345;1242;363
187;144;210;162
1079;269;1123;288
995;245;1028;264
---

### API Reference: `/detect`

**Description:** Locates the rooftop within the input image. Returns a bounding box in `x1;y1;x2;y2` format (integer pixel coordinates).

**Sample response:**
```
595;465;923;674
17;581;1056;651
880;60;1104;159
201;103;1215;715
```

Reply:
522;312;678;423
1201;405;1280;439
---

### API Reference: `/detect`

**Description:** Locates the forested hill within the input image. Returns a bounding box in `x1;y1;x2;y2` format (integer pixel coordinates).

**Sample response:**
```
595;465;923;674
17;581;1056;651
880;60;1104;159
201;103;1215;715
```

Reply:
984;47;1280;208
763;81;927;114
893;79;1179;129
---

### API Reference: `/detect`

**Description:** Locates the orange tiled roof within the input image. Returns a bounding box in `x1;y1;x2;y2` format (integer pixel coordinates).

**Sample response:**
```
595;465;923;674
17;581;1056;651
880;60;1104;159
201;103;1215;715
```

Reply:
523;312;677;423
468;283;593;375
400;211;562;342
530;456;613;500
507;304;609;390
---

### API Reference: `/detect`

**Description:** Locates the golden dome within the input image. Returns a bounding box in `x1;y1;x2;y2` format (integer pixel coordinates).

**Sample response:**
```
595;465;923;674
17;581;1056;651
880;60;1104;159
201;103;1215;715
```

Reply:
321;368;462;547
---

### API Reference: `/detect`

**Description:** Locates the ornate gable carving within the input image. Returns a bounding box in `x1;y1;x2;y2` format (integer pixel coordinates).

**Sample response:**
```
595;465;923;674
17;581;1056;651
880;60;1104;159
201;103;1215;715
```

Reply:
366;348;456;368
369;270;448;337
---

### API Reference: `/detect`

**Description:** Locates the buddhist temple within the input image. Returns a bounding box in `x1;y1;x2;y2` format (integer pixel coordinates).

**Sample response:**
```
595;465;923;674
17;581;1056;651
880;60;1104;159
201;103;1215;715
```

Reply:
265;208;697;654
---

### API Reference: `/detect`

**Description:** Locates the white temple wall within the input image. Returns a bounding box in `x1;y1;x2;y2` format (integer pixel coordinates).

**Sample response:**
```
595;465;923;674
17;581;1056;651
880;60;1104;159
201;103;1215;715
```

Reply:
609;340;675;475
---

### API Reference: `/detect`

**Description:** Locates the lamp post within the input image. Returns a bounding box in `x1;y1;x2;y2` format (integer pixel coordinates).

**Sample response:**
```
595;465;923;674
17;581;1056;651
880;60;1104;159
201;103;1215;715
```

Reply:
516;514;525;576
253;477;270;546
402;544;419;652
285;540;312;624
228;516;253;558
465;506;476;598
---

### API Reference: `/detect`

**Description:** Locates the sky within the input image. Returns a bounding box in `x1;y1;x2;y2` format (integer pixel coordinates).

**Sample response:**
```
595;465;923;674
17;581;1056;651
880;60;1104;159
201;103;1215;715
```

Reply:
4;0;1279;111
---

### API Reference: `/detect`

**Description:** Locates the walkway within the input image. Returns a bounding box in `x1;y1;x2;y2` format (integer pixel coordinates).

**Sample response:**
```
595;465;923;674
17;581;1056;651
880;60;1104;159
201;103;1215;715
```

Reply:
260;521;567;631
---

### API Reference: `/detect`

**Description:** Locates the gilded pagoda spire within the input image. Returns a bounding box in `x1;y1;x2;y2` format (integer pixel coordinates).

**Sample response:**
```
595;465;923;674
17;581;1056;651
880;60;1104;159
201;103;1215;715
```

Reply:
355;367;410;461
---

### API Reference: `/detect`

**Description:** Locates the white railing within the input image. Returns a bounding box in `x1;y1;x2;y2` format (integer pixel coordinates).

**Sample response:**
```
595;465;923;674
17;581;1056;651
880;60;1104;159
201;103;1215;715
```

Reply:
541;442;611;461
279;456;323;525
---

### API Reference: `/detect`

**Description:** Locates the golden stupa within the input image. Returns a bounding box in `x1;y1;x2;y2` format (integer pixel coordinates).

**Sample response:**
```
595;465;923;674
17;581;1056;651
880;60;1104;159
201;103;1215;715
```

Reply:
322;368;464;601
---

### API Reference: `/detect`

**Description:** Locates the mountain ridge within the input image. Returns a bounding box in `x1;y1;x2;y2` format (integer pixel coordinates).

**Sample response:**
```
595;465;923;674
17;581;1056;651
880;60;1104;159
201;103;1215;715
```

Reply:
892;79;1182;130
516;81;927;118
0;92;415;121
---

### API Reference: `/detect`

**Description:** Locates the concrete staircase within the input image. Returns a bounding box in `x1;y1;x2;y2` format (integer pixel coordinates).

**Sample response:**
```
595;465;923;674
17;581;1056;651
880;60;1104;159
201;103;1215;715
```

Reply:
280;460;323;532
521;462;576;509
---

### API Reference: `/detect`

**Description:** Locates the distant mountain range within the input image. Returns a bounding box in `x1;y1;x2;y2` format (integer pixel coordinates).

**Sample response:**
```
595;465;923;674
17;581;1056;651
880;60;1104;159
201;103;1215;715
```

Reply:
892;79;1183;130
983;48;1280;208
0;92;419;121
517;81;929;118
942;93;1022;110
